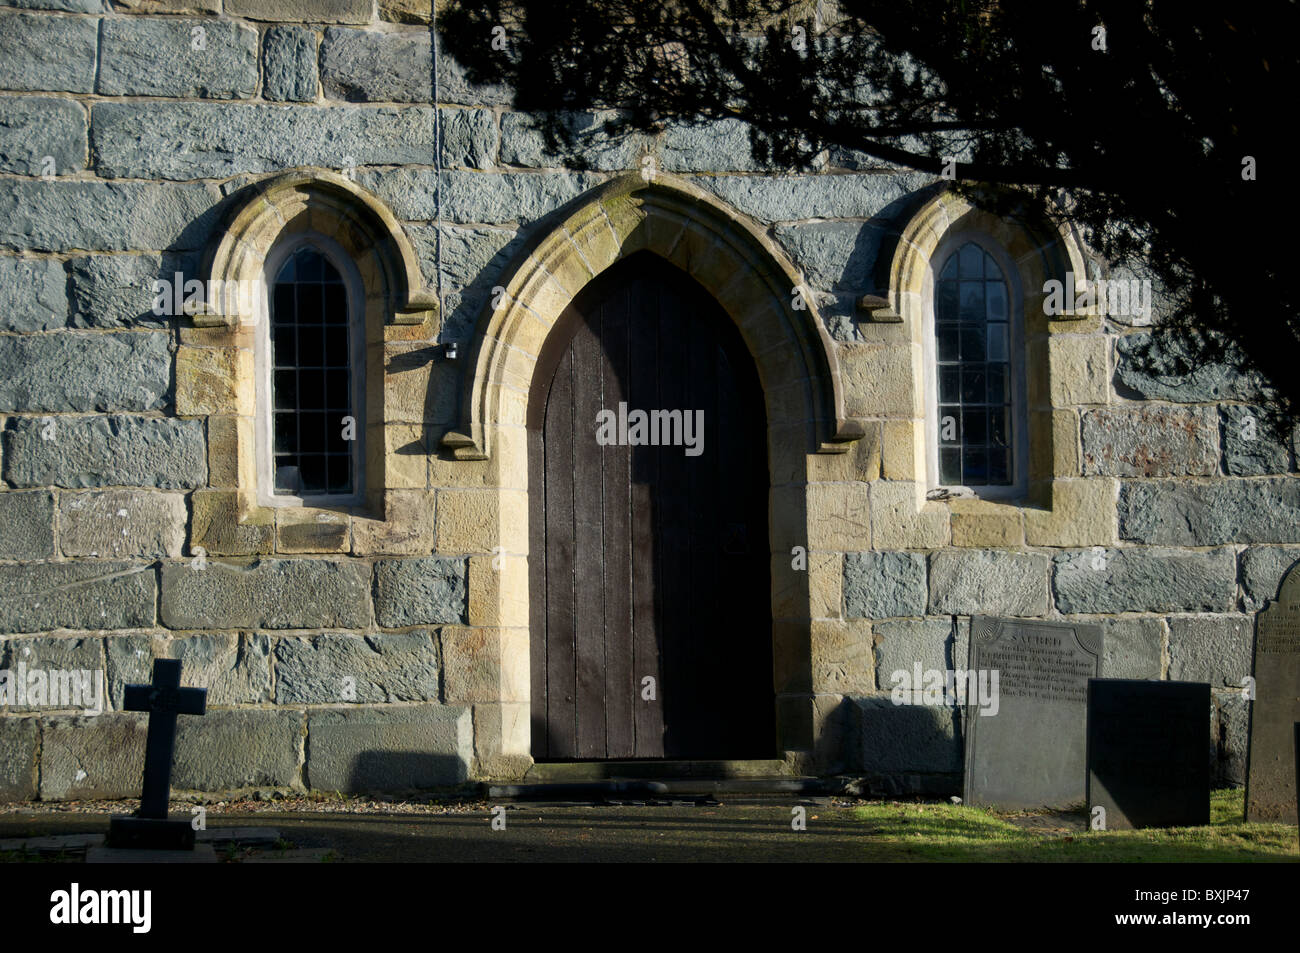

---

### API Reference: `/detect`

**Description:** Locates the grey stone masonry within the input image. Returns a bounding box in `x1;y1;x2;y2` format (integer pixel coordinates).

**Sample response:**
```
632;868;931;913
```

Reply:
321;27;431;102
1220;404;1293;476
0;96;86;176
59;489;186;558
105;632;273;708
1167;615;1253;688
361;169;602;224
1095;616;1164;679
0;718;38;801
262;25;318;103
0;256;66;332
2;416;207;489
225;0;370;24
928;550;1050;616
69;254;175;329
160;559;372;630
0;561;155;632
0;332;171;413
373;557;469;627
693;172;934;225
275;631;440;704
1053;547;1236;614
442;107;499;169
843;552;927;619
306;705;472;792
173;709;302;792
0;180;220;252
855;696;961;774
98;18;258;99
774;221;886;295
1240;546;1300;612
1119;478;1300;545
872;618;960;681
1114;331;1266;403
0;634;103;710
1080;405;1219;477
0;490;54;559
499;111;641;171
0;12;98;93
39;713;148;800
91;103;436;180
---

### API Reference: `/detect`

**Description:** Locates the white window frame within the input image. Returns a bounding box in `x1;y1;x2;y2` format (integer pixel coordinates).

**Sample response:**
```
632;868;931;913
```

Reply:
922;231;1028;500
255;232;367;509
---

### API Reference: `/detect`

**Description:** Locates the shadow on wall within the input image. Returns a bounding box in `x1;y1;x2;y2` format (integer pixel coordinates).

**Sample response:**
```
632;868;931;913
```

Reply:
337;751;469;796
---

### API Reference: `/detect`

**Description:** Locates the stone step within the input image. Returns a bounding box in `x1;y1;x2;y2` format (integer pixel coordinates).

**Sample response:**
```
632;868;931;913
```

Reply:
522;759;793;782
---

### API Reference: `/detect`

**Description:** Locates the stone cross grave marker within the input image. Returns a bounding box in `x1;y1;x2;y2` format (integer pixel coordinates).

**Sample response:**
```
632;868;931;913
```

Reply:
1245;561;1300;823
1086;679;1210;830
107;657;207;850
963;616;1103;810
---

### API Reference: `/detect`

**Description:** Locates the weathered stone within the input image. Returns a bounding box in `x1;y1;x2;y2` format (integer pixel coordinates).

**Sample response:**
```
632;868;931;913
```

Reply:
872;618;965;683
160;559;371;630
0;180;219;252
0;718;38;801
69;253;179;329
102;632;153;710
1048;334;1110;406
659;118;763;172
436;42;512;105
1095;616;1163;679
305;705;472;792
772;221;884;294
59;489;186;558
1052;547;1235;614
0;561;155;632
174;709;302;791
39;713;148;800
2;416;206;489
1240;546;1300;612
499;110;642;171
0;634;104;711
262;25;318;103
189;489;274;556
439;627;527;704
843;551;926;619
855;696;960;774
442;107;499;169
1118;478;1300;545
1114;331;1266;403
91;102;435;180
1167;614;1253;688
321;27;430;102
275;631;440;704
4;0;106;11
0;96;86;175
0;12;98;93
0;256;66;331
0;490;54;559
111;0;218;12
381;0;432;23
694;172;931;223
1212;689;1248;787
374;557;468;627
1220;404;1291;476
0;332;171;412
175;346;251;415
225;0;370;22
160;632;271;706
364;169;599;224
98;18;258;98
808;618;875;694
928;550;1050;616
1080;405;1218;477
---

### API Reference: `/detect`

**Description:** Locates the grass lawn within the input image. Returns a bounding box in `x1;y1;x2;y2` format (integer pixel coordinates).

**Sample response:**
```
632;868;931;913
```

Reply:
854;789;1298;861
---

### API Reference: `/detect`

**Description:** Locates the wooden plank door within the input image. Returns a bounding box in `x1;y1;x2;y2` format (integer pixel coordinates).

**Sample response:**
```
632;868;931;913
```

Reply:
528;253;774;761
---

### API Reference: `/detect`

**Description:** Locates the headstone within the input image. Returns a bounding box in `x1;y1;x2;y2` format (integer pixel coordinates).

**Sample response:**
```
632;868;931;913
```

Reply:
963;616;1103;810
1087;679;1210;830
107;658;207;850
1245;562;1300;823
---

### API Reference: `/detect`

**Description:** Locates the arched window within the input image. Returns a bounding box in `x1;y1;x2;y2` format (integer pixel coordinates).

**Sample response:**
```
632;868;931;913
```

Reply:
257;235;365;506
929;238;1025;495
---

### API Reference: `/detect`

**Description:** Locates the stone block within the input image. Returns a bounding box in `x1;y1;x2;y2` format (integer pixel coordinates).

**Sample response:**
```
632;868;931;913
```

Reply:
1118;478;1300;545
276;507;350;554
275;631;439;704
948;498;1024;547
0;332;170;413
499;110;643;171
321;27;431;102
1049;334;1109;406
175;346;252;416
855;695;961;774
69;253;175;329
174;709;302;791
440;626;527;704
0;95;86;175
1052;547;1235;614
0;256;66;331
843;551;927;619
441;106;498;169
150;632;272;706
1240;546;1300;612
1115;331;1265;403
805;481;871;551
160;558;370;630
373;556;468;627
659;118;762;172
372;168;601;224
870;480;948;550
1220;404;1292;476
0;634;105;711
0;561;155;632
351;490;435;555
59;489;185;558
39;713;148;800
1095;616;1164;679
1212;690;1249;787
928;549;1049;616
225;0;371;22
1167;614;1253;688
809;618;874;694
305;705;472;792
1022;478;1117;547
190;489;274;556
0;490;54;558
262;25;318;103
1081;405;1218;477
772;221;883;295
694;172;930;224
98;17;258;98
872;618;962;684
0;718;38;801
0;12;98;93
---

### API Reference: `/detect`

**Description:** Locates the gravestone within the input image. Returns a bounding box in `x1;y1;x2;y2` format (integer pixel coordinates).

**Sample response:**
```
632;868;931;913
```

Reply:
1245;562;1300;823
1087;679;1210;830
963;616;1103;810
107;658;207;850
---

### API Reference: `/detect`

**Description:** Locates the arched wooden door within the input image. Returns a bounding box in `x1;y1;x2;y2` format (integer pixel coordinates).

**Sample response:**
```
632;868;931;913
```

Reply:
528;252;774;761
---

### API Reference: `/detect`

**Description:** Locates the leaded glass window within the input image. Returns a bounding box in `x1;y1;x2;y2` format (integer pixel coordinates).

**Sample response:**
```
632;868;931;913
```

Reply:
268;246;357;497
935;242;1014;487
